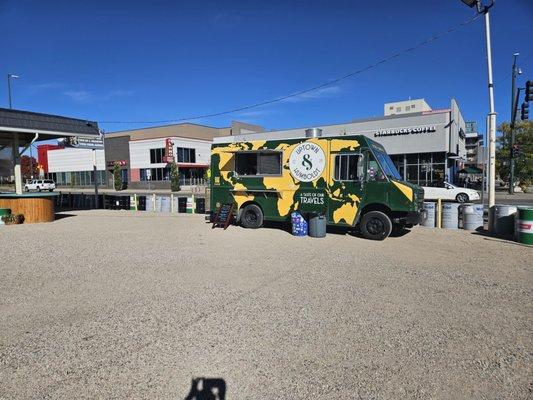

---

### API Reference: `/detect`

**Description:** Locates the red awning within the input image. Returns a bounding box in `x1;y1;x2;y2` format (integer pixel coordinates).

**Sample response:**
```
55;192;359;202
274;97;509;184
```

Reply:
177;163;208;168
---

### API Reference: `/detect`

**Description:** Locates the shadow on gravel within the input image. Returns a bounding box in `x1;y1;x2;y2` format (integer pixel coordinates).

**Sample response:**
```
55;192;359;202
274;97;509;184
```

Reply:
54;213;77;221
470;230;530;247
208;219;413;239
183;377;226;400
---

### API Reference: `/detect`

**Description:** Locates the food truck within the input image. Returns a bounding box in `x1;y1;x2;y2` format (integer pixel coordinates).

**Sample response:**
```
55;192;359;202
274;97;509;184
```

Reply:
210;130;424;240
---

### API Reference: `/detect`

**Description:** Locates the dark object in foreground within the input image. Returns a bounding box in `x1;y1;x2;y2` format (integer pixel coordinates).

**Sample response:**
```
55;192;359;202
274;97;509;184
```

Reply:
212;203;234;230
184;377;226;400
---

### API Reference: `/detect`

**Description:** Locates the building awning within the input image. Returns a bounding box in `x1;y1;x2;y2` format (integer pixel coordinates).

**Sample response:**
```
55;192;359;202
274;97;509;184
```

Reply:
177;163;208;168
458;166;483;174
0;108;100;194
0;107;99;147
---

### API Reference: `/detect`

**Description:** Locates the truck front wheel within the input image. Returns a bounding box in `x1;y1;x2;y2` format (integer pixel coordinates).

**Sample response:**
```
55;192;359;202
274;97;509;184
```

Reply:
240;204;263;229
360;211;392;240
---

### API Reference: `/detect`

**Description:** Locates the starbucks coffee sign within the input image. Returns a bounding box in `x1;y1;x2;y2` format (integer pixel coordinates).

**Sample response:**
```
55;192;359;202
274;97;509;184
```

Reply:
374;125;436;138
289;142;326;182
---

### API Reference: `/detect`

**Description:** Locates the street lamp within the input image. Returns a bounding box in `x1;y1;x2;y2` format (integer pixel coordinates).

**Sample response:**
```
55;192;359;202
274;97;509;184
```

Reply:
7;74;19;109
459;0;496;228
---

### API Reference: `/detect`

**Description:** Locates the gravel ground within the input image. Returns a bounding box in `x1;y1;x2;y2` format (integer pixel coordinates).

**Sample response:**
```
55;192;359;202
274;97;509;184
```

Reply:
0;211;531;399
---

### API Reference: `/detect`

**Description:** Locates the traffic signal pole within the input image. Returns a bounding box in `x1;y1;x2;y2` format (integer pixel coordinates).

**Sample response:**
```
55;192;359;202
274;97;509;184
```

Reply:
509;87;522;193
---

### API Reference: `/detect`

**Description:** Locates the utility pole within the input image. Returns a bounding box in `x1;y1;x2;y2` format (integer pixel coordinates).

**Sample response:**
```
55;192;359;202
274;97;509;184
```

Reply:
509;53;521;194
460;0;496;224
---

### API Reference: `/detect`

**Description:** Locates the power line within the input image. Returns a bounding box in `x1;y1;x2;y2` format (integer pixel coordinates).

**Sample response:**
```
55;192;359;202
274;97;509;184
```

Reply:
100;13;482;125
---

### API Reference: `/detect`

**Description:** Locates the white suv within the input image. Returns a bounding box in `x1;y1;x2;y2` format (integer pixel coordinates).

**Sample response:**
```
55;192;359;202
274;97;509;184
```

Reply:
24;179;56;192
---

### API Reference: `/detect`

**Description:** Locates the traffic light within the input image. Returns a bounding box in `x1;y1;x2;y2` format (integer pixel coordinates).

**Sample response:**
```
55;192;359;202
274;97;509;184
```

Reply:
526;80;532;102
512;144;520;158
522;102;529;120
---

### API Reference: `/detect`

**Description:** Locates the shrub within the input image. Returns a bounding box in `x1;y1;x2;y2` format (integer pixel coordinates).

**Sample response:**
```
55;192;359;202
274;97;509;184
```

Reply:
113;163;122;191
170;162;180;192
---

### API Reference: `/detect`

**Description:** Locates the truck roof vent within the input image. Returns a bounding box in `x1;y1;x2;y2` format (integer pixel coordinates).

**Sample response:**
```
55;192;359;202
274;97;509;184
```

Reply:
305;128;322;138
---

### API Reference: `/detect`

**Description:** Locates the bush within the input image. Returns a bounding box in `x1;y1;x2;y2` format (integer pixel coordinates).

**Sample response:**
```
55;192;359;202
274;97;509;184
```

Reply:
113;163;122;191
2;214;25;225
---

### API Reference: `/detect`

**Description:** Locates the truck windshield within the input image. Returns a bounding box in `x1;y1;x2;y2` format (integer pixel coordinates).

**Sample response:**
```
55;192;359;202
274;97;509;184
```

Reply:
373;150;402;180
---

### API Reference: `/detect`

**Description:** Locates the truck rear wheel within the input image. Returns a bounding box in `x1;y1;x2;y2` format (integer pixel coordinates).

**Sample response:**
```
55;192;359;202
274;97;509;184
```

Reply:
240;204;263;229
360;211;392;240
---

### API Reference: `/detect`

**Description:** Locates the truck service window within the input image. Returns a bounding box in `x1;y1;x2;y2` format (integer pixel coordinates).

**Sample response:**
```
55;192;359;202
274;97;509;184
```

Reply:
235;152;282;176
334;154;362;181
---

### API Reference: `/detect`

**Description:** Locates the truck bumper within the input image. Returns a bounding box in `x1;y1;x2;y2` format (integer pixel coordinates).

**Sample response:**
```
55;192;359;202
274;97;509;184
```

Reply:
393;211;424;226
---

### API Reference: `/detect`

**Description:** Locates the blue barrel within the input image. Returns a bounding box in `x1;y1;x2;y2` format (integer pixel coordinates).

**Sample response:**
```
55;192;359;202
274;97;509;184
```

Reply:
422;202;436;228
442;203;460;229
291;212;308;237
146;195;154;212
155;196;162;212
160;196;171;212
461;203;484;231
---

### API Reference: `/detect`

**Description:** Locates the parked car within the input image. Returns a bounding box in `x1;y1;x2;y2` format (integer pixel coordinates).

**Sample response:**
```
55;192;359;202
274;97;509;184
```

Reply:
24;179;56;192
422;181;480;203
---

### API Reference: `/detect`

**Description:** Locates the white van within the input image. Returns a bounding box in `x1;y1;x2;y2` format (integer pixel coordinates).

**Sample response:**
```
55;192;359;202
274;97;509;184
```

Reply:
24;179;56;192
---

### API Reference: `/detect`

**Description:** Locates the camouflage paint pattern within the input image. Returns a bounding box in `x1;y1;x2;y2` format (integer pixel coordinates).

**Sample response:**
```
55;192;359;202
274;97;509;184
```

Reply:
210;135;423;227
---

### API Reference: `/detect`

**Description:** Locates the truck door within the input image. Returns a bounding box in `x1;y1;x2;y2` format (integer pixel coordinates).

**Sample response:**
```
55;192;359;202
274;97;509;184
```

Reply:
327;152;365;226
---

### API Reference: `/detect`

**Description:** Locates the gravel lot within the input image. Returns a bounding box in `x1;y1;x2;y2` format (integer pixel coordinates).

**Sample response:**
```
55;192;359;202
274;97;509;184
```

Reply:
1;211;531;399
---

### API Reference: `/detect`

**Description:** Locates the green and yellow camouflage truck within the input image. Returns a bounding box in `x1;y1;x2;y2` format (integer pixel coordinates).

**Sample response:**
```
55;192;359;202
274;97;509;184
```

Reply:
210;133;424;240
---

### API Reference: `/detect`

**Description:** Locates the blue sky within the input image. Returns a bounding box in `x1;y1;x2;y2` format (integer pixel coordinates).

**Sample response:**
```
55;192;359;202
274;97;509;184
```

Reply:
1;0;532;136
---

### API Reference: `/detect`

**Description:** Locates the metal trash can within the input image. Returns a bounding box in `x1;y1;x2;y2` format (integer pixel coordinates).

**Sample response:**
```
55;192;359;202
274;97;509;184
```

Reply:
461;203;484;231
137;196;146;211
178;197;187;213
422;202;436;228
308;214;326;238
516;207;533;245
442;203;460;229
195;198;206;214
493;205;517;235
291;211;307;237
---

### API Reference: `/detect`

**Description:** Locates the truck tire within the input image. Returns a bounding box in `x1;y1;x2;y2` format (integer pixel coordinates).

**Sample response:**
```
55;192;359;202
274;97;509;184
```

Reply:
240;204;263;229
360;211;392;240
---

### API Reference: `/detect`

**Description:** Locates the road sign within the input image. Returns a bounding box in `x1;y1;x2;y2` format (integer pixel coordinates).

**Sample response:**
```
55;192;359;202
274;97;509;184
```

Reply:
66;136;104;149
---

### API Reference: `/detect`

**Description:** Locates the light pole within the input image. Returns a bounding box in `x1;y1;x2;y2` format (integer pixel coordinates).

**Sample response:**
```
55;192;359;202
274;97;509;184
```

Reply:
509;53;521;194
7;74;19;109
460;0;496;228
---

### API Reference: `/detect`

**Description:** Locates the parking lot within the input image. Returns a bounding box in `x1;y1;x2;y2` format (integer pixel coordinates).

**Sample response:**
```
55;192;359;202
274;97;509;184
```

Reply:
1;211;531;399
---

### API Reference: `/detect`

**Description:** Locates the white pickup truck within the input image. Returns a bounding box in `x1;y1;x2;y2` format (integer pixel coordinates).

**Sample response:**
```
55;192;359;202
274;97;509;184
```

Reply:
24;179;56;192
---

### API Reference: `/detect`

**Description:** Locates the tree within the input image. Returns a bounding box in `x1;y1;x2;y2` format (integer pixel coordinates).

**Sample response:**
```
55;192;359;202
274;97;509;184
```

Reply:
496;120;533;187
21;155;38;179
113;162;122;191
170;161;180;192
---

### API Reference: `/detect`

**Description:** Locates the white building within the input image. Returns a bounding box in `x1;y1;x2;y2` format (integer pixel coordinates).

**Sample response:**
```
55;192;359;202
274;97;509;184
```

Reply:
384;99;432;116
40;145;106;187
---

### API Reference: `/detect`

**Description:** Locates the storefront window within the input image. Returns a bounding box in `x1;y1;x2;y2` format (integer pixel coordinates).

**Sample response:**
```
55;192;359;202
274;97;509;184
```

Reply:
406;154;418;164
406;165;418;183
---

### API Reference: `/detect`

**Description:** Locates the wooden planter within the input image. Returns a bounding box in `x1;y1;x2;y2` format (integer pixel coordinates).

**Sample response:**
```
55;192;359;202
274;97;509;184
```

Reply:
0;193;57;223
